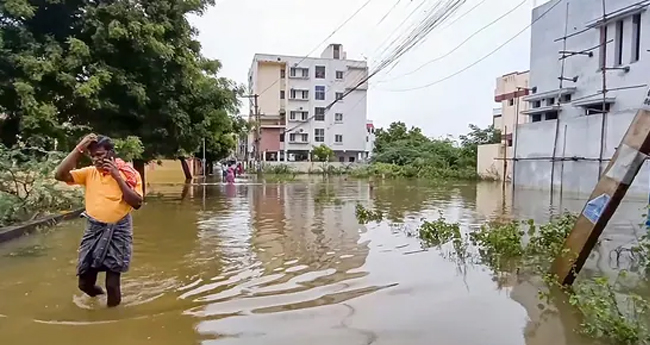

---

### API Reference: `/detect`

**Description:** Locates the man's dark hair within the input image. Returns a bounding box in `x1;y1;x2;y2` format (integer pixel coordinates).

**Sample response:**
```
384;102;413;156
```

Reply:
88;135;115;152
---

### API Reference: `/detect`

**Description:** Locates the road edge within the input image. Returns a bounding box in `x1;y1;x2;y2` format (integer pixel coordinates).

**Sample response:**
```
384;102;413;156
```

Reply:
0;209;85;243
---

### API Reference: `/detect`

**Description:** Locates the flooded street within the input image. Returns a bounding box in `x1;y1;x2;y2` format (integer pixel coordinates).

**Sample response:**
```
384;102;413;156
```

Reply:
0;177;647;345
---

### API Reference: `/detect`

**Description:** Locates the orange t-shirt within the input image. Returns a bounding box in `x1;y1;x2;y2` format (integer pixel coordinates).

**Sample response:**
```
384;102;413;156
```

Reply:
69;166;143;223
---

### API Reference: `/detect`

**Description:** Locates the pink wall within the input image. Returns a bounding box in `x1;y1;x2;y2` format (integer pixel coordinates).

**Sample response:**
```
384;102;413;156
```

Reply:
260;128;281;152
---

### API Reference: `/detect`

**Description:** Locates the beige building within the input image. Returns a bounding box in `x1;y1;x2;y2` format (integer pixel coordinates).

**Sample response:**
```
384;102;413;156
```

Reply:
477;71;530;181
242;44;370;164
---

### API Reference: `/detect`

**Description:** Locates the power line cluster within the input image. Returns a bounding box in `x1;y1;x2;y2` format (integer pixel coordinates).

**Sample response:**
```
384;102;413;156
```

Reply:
382;0;564;92
282;0;468;135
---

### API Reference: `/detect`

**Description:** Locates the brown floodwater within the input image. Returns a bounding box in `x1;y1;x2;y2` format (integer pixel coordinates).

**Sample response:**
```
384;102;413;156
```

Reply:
0;177;648;345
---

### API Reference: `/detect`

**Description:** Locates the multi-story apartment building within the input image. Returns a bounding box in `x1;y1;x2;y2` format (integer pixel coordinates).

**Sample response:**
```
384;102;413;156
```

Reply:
246;44;369;163
477;71;530;180
515;0;650;194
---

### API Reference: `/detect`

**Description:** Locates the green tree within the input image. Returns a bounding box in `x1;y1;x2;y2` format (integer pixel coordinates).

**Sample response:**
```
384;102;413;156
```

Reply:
312;144;334;162
367;122;499;179
0;0;239;163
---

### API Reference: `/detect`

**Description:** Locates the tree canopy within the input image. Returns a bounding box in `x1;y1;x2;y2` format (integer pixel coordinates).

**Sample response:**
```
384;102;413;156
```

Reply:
0;0;241;161
371;121;500;175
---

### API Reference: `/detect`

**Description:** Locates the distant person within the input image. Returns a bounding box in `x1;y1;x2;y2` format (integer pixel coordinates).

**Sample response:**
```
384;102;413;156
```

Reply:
54;134;143;308
237;162;243;176
221;163;227;180
226;164;235;183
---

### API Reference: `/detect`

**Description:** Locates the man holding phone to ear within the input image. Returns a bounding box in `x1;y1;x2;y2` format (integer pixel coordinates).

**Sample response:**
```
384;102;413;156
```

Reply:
55;134;143;307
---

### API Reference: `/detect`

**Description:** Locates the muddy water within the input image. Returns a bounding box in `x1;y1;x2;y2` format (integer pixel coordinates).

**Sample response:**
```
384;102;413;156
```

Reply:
0;178;647;345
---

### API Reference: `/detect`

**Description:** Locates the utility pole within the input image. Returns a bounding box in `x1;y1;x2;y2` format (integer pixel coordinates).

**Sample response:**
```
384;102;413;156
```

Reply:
240;93;260;170
254;93;260;168
202;137;206;177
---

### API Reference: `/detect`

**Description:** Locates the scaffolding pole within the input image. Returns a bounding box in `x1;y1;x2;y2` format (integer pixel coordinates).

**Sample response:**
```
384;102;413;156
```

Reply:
550;1;571;201
597;0;608;178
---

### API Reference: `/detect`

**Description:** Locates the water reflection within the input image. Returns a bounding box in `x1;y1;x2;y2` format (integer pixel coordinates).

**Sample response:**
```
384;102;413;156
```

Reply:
0;178;645;344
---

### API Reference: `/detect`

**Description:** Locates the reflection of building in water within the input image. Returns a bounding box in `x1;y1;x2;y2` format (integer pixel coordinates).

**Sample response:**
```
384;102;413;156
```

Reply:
249;179;371;275
473;182;514;223
493;275;589;345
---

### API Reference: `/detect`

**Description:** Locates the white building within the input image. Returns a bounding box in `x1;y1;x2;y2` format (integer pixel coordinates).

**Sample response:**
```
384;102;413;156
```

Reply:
247;44;369;163
516;0;650;195
365;120;376;160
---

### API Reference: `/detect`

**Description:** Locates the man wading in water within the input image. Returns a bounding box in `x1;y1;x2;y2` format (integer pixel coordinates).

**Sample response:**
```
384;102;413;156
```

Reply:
55;134;143;307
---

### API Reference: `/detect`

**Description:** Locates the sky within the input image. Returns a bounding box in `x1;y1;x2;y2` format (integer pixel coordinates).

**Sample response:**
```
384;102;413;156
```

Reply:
189;0;548;138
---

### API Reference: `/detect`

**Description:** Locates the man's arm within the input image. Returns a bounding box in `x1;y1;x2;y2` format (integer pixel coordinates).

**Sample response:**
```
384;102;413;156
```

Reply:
54;149;84;182
55;134;96;182
112;174;143;209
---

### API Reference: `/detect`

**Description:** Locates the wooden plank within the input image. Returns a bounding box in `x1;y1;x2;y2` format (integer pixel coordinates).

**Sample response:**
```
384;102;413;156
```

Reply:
551;109;650;285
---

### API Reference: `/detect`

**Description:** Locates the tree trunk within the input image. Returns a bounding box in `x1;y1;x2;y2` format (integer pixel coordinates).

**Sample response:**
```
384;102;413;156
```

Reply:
179;157;192;182
133;159;146;196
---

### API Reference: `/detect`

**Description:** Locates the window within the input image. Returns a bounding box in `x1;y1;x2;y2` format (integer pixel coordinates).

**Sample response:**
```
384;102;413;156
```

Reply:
599;25;607;69
336;71;344;79
314;107;325;121
505;133;513;147
532;100;541;108
315;66;325;79
335;134;343;143
339;156;344;162
290;67;309;78
615;20;623;66
280;90;285;99
315;86;325;100
280;69;285;78
585;103;611;116
333;45;340;59
290;89;309;100
531;114;542;122
314;128;325;142
545;111;558;120
508;99;514;106
288;133;307;142
289;110;308;121
562;93;572;102
280;133;284;142
335;113;343;122
546;97;555;106
335;92;344;101
632;14;641;63
349;156;355;162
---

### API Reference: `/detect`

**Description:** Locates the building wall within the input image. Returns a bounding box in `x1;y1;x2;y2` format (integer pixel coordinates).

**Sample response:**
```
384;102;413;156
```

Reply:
248;44;369;160
145;159;197;183
516;0;650;195
477;143;504;179
365;121;376;160
263;161;366;173
495;71;530;137
259;127;282;152
255;62;285;116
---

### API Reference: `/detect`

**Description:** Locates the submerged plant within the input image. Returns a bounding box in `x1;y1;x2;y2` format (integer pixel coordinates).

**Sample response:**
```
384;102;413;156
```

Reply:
569;277;650;344
355;204;383;224
355;204;650;344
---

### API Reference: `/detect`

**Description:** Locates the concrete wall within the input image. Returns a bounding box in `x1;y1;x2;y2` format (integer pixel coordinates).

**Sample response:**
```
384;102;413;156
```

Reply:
145;159;196;183
263;161;365;173
495;71;530;137
477;143;506;180
516;0;650;195
259;127;282;152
